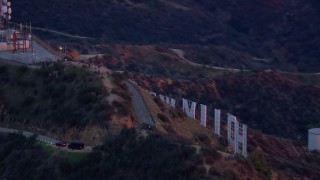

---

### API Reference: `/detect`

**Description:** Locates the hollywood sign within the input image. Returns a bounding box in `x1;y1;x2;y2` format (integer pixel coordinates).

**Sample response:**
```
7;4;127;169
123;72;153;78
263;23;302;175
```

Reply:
153;92;247;157
127;80;247;157
159;94;176;108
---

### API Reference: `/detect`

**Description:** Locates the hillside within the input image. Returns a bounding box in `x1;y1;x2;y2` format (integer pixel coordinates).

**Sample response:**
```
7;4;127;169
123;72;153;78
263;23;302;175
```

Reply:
13;0;320;72
0;61;134;144
132;75;320;179
0;129;266;179
3;0;320;178
0;53;320;179
1;92;320;179
97;43;320;142
129;71;320;142
98;44;238;79
0;61;264;179
126;80;320;179
248;131;320;179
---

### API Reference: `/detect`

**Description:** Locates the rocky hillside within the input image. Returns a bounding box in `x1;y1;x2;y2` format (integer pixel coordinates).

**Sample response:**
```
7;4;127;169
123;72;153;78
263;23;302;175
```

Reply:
129;79;320;179
13;0;320;72
248;130;320;179
1;66;319;179
129;71;320;142
99;42;320;143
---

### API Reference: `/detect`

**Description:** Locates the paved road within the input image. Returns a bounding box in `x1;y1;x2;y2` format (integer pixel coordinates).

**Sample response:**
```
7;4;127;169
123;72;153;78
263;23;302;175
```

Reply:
0;127;92;152
125;81;154;126
0;127;59;144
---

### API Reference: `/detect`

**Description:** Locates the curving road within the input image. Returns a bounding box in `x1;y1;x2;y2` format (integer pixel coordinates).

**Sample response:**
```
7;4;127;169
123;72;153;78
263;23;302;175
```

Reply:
0;127;92;152
0;127;59;144
125;81;154;126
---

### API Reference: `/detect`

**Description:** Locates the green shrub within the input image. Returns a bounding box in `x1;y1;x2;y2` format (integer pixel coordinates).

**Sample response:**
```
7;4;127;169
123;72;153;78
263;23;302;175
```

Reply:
157;113;170;123
249;150;273;179
0;65;7;74
0;62;110;129
194;133;211;145
218;136;228;148
21;96;35;107
16;66;29;75
62;71;77;82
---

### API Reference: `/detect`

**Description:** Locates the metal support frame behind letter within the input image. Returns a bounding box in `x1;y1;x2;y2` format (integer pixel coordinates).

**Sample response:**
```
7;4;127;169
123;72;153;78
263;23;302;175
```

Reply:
237;123;248;157
227;113;237;148
227;113;248;157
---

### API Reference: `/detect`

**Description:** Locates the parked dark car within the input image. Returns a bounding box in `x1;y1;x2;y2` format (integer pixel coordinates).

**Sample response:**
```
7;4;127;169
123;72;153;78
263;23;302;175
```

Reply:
55;141;67;147
67;142;84;150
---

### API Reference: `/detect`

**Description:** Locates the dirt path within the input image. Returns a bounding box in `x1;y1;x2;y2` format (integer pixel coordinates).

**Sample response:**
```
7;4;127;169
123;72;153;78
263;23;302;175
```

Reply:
32;27;93;39
67;61;111;86
171;48;245;72
92;65;123;103
67;61;122;104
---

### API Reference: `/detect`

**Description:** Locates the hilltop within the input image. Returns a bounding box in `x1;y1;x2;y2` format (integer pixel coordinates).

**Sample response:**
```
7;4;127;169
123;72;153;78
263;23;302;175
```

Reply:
13;0;320;72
